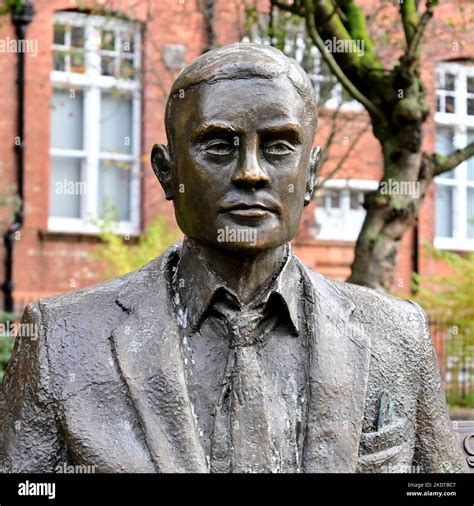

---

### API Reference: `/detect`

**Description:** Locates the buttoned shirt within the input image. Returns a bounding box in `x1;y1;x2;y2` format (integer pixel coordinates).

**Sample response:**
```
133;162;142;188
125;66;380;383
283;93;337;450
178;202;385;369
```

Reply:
171;239;310;472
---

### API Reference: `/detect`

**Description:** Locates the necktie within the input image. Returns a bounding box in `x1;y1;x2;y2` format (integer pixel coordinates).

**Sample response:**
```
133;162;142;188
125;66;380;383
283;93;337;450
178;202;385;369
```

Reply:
210;306;278;473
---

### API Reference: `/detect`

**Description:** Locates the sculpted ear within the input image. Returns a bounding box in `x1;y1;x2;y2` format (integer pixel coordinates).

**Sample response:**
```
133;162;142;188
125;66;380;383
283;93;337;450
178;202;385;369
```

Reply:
304;146;320;206
151;144;174;201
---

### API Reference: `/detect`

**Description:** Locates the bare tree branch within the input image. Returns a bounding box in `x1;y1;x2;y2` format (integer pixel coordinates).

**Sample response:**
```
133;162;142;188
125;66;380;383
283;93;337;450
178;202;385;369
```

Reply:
407;0;437;58
302;0;384;121
430;141;474;177
317;119;371;189
400;0;419;47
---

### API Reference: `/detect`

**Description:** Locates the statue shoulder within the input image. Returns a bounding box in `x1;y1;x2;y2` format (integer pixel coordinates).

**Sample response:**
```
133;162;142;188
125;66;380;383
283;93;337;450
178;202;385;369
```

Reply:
37;246;177;316
298;260;423;327
34;266;144;321
26;246;178;347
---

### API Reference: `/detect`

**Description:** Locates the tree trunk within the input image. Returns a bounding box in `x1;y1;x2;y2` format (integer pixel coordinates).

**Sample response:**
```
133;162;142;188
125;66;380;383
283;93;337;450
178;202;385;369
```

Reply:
347;123;430;292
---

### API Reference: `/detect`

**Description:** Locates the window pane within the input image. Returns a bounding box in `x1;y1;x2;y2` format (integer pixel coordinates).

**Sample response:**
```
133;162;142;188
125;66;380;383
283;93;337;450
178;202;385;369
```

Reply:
467;76;474;94
54;24;66;45
53;50;66;71
70;51;85;73
71;26;84;48
350;190;363;210
98;161;131;221
467;188;474;239
436;127;454;154
445;95;455;113
468;130;474;181
101;30;115;50
49;157;83;218
467;98;474;116
435;185;453;238
329;190;340;209
100;92;132;154
436;128;455;179
51;88;83;150
120;57;135;80
444;73;455;91
101;55;116;76
121;32;134;53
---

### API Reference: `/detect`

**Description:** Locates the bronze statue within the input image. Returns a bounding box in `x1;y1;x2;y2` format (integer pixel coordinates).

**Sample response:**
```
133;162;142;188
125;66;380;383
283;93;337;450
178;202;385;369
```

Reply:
0;43;467;473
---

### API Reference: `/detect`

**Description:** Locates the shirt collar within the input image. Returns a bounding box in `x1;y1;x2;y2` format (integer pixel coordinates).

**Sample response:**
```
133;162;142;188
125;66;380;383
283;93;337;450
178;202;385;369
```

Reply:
175;239;300;334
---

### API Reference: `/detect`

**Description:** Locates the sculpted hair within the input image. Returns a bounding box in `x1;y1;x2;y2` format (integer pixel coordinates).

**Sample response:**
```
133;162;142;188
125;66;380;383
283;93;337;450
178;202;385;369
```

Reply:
164;42;318;152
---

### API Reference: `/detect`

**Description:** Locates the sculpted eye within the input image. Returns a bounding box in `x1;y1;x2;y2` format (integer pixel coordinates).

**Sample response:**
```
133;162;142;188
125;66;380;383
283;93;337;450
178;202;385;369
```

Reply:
204;140;234;156
263;140;295;156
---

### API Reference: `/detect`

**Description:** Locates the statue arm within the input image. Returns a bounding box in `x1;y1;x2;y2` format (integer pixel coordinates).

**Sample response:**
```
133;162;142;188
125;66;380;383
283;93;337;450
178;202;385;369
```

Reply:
410;301;468;473
0;302;65;472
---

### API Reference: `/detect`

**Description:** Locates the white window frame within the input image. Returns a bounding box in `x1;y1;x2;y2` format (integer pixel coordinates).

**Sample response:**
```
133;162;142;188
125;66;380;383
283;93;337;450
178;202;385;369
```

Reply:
241;33;363;112
314;179;379;241
49;12;141;236
434;62;474;251
282;35;363;112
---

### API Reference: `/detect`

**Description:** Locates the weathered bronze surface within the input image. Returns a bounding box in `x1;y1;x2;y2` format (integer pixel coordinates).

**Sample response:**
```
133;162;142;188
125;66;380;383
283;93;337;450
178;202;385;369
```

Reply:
0;43;467;473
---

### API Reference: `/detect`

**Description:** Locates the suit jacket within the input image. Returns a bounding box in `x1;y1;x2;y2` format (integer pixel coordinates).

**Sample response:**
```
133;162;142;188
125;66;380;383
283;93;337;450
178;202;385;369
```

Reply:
0;244;467;473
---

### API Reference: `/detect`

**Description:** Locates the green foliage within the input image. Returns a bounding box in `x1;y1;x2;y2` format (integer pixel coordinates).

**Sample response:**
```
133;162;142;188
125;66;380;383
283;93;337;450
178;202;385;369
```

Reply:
338;1;381;70
412;244;474;334
0;186;22;231
0;0;23;16
447;391;474;410
0;312;16;383
91;204;180;278
412;243;474;408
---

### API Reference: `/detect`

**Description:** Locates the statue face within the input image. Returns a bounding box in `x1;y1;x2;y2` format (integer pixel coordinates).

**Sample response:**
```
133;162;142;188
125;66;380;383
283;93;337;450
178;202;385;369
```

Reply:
157;76;317;254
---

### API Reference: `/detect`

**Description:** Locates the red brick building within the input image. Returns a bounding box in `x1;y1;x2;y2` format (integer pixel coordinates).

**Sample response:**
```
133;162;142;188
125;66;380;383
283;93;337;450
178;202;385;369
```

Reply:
0;0;473;313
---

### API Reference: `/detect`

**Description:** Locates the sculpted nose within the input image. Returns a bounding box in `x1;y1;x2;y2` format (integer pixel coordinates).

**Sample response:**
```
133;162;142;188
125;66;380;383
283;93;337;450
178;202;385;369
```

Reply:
231;143;270;188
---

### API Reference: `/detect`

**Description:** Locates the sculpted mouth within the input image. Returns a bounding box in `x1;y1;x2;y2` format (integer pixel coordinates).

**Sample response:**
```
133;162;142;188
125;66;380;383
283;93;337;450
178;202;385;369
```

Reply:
218;202;278;217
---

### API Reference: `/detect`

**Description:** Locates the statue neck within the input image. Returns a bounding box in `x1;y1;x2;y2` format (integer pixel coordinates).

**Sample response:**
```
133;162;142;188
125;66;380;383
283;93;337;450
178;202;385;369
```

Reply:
180;237;289;305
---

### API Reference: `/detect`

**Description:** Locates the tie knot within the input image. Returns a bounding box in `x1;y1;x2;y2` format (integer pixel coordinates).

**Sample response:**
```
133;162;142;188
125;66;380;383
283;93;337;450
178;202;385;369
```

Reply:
215;305;263;348
229;310;262;348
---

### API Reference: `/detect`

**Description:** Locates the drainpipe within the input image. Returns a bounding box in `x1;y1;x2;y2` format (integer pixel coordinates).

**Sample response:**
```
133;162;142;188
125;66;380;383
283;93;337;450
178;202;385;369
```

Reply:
2;0;35;314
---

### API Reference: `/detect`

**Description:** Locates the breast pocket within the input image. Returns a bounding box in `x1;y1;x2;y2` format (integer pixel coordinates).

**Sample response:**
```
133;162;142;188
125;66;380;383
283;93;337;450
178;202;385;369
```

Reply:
357;417;415;473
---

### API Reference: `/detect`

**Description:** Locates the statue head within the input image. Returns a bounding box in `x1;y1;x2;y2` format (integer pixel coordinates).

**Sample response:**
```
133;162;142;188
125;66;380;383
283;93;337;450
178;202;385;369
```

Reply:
151;42;319;254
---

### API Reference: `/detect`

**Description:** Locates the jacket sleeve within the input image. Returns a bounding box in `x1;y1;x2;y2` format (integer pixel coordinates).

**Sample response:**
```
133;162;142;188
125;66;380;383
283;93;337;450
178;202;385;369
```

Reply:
0;301;65;472
410;301;468;473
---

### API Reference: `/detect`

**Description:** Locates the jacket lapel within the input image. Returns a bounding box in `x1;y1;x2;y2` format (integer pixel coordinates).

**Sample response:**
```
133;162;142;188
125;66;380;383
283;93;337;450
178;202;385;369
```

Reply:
109;247;371;473
111;246;208;473
298;262;372;473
